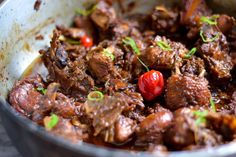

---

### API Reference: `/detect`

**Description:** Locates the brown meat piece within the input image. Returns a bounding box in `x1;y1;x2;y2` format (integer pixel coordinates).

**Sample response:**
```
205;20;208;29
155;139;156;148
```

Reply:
50;117;86;142
114;116;136;143
141;35;188;70
32;83;77;123
165;74;211;110
135;110;173;147
164;107;223;150
57;25;86;39
9;75;44;117
101;115;136;144
207;112;236;140
180;0;212;39
73;16;95;36
180;56;206;76
197;25;233;80
84;93;127;136
90;1;116;31
164;108;195;150
40;30;94;101
151;6;179;34
86;46;119;83
52;93;76;119
34;0;42;11
217;14;235;34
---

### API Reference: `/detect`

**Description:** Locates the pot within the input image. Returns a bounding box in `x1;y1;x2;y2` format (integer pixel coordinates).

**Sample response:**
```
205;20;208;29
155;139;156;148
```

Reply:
0;0;236;157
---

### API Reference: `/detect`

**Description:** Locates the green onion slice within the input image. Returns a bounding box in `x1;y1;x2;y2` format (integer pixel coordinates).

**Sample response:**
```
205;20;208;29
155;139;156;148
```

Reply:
200;30;219;43
193;110;208;125
88;91;104;101
66;38;81;45
75;4;97;16
210;97;216;112
44;114;59;130
157;40;172;51
36;87;47;95
200;15;219;25
103;49;115;61
59;35;81;45
122;37;141;55
184;47;197;59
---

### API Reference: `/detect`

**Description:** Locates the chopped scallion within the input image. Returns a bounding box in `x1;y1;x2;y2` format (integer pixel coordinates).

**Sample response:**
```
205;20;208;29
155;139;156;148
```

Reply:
36;87;47;95
75;4;97;16
44;114;59;130
184;47;197;59
103;49;115;61
122;37;141;55
157;40;172;51
200;15;219;25
88;91;104;101
200;30;219;43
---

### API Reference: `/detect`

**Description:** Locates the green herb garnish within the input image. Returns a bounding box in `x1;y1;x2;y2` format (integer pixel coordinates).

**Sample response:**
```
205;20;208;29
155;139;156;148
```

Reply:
184;47;197;59
44;114;59;130
75;4;97;16
200;30;219;43
88;91;104;101
210;97;216;112
122;37;149;71
36;87;47;95
103;49;115;61
200;15;219;25
157;40;172;51
122;37;141;55
59;35;81;45
193;110;208;125
66;38;81;45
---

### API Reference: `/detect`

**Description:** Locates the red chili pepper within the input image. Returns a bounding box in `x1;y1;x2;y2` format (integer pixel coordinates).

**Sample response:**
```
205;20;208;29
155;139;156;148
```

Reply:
138;70;164;101
81;35;93;47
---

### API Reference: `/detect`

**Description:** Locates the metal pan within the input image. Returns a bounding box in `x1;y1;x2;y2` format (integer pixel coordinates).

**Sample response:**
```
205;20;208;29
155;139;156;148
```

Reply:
0;0;236;157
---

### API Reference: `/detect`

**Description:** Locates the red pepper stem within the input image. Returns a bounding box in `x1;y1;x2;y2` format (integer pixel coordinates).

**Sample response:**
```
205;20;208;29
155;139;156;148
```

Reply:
137;57;150;72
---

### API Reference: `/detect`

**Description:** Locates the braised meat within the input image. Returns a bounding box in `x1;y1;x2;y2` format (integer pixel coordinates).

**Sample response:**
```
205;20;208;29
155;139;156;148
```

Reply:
165;74;211;110
197;25;233;80
9;75;44;117
8;0;236;153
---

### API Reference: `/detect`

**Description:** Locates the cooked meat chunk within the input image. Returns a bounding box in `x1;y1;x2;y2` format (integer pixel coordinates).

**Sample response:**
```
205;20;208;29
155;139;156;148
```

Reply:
151;6;179;34
180;56;206;76
141;35;188;70
73;16;95;36
114;116;136;143
57;25;86;39
180;0;212;39
9;75;44;117
40;30;94;101
85;93;127;136
101;115;136;144
86;46;119;83
217;15;235;34
135;110;173;147
50;117;86;142
31;83;77;123
90;1;116;31
207;112;236;140
165;74;211;110
164;107;223;150
197;25;233;80
164;108;195;150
